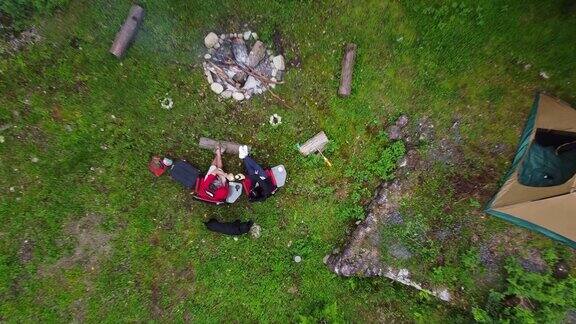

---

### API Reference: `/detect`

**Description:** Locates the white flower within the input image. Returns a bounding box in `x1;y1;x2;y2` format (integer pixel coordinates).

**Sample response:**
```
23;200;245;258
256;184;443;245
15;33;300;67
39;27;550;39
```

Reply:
269;113;282;127
160;97;174;110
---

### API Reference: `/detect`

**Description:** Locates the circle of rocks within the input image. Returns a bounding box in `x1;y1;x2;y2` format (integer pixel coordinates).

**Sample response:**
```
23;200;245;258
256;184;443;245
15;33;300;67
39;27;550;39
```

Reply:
203;31;285;101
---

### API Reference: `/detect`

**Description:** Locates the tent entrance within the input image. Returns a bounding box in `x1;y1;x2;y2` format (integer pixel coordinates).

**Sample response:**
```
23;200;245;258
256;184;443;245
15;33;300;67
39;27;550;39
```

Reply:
518;128;576;188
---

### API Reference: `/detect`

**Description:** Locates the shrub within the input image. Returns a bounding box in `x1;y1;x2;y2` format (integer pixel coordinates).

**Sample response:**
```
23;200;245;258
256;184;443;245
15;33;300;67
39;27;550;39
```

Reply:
473;258;576;322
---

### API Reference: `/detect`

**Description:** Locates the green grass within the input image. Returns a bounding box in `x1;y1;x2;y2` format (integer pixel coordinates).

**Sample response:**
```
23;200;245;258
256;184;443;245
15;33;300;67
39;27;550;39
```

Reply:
1;0;575;321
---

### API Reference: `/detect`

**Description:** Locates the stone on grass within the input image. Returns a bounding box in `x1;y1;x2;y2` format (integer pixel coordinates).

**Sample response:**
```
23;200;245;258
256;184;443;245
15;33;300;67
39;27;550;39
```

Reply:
387;125;402;140
272;55;285;70
539;71;550;79
396;115;409;128
0;135;4;143
250;224;261;238
294;255;302;263
388;243;412;260
243;76;260;90
221;90;232;99
232;92;245;101
204;32;219;48
204;53;211;59
252;32;258;40
323;255;330;264
243;31;251;40
210;82;224;94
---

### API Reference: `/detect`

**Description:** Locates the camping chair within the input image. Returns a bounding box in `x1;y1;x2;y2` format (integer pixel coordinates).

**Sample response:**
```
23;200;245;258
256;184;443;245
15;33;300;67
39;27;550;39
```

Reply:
154;159;242;205
242;165;287;202
192;177;243;205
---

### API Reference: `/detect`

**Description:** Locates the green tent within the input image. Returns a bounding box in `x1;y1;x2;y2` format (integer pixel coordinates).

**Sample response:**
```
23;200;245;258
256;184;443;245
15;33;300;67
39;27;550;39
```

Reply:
486;93;576;248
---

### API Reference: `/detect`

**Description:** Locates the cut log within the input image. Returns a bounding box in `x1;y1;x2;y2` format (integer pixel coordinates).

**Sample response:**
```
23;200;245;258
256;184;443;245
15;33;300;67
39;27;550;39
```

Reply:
246;41;266;68
299;131;329;156
109;5;145;58
338;43;357;97
199;137;251;155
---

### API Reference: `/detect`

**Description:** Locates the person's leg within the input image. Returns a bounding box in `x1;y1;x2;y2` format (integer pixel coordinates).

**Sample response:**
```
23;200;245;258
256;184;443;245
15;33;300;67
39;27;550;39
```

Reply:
211;145;223;169
243;156;267;178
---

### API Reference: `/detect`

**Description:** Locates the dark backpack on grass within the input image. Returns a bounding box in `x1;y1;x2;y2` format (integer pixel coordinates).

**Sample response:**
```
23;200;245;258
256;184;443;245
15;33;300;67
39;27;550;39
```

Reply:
204;219;253;236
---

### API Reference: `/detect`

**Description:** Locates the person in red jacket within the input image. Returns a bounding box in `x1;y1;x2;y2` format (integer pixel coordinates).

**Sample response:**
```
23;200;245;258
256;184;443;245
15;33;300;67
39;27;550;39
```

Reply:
197;145;230;201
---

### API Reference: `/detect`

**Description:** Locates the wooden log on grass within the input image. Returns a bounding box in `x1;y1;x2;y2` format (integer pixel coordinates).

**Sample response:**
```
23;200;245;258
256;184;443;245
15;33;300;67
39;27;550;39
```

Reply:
299;131;329;156
199;137;251;155
110;5;145;58
338;43;357;97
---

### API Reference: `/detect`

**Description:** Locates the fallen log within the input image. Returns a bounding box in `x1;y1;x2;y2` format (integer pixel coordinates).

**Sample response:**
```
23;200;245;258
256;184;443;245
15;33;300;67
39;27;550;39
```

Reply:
338;43;357;97
199;137;251;155
110;5;145;58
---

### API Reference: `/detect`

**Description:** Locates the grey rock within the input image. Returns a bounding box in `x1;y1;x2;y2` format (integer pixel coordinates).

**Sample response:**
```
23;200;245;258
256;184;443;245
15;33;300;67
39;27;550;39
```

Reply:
204;32;219;48
396;115;409;128
210;82;224;94
386;210;404;225
387;125;402;140
272;55;285;70
388;243;413;260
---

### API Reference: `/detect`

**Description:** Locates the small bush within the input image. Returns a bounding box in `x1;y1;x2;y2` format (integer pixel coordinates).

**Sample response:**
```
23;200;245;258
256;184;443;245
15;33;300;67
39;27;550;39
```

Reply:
473;258;576;322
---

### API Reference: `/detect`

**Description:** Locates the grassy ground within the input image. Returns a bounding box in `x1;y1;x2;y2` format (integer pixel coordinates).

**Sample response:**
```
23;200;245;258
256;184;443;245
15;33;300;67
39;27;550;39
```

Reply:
1;0;575;322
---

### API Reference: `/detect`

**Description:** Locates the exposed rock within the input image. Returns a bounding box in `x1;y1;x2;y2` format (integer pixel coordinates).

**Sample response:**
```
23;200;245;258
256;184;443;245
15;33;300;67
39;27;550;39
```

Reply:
553;260;570;279
221;90;232;99
210;82;224;94
519;250;548;273
5;27;42;54
250;223;261;239
204;32;219;48
396;115;409;128
387;125;402;140
247;41;266;68
272;55;285;70
326;180;404;277
232;92;245;101
385;210;404;225
388;243;412;260
231;38;249;64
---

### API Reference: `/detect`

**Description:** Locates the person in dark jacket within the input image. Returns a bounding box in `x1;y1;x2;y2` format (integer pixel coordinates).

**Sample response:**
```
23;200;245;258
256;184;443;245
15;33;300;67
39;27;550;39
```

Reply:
238;145;275;201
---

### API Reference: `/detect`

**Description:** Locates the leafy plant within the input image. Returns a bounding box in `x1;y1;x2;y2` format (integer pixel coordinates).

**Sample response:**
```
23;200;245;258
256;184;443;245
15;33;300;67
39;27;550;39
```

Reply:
473;258;576;323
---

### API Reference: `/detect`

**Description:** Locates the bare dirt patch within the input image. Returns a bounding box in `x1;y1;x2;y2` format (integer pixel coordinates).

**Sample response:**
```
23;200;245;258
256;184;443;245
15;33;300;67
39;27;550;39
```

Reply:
40;213;115;276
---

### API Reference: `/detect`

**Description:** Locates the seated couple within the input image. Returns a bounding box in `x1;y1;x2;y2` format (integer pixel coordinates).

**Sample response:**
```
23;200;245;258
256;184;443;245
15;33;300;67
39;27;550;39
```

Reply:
198;145;275;202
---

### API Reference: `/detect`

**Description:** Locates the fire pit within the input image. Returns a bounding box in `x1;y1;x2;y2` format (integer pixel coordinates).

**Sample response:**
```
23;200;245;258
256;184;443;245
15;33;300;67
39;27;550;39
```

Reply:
202;31;285;101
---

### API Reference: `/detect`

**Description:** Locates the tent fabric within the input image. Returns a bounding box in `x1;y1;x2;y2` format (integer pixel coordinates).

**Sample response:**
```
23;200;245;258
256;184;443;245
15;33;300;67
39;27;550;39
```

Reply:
518;142;576;187
486;93;576;249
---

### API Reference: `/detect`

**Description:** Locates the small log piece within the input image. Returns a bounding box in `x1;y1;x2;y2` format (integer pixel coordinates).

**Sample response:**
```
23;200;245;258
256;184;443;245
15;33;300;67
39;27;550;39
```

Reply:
199;137;251;155
110;5;145;58
338;43;357;97
299;132;329;156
